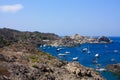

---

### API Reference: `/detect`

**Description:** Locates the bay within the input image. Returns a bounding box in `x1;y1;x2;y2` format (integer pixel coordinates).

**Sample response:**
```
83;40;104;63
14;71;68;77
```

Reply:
40;37;120;80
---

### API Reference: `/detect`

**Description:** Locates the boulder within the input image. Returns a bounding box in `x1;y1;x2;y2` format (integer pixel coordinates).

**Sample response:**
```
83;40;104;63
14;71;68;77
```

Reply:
106;63;120;74
65;62;105;80
71;34;85;40
98;36;111;43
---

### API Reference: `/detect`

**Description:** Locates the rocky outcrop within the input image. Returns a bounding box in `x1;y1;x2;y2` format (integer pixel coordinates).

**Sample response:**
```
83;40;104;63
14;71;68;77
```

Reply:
50;34;111;47
106;63;120;75
65;62;104;80
98;36;111;43
51;36;80;47
71;34;85;40
0;45;105;80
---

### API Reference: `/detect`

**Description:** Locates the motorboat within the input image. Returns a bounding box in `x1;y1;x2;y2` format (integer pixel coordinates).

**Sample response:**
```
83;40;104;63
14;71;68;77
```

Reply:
58;53;66;56
82;48;88;52
73;57;78;61
56;48;63;51
95;53;99;58
96;68;106;72
65;51;70;54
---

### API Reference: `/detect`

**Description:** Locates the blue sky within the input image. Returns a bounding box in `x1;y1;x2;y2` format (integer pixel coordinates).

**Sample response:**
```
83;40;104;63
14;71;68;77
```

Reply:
0;0;120;36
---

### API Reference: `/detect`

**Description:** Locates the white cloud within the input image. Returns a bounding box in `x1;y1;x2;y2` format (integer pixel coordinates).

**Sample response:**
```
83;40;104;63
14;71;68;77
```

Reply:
0;4;24;13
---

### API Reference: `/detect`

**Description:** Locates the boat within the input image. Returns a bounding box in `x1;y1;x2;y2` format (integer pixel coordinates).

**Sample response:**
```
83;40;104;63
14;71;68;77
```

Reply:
56;48;63;51
96;68;106;72
113;50;119;53
82;45;91;54
95;53;99;58
73;57;78;61
58;53;66;56
82;48;88;52
65;51;70;54
43;44;46;47
87;45;91;54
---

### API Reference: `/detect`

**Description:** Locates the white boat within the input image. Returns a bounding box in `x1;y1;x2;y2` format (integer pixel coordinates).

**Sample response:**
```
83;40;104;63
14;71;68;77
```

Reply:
43;44;46;47
113;50;119;53
58;53;66;56
96;68;106;72
73;57;78;61
65;51;70;54
95;53;99;58
82;48;88;52
56;48;62;51
87;45;91;54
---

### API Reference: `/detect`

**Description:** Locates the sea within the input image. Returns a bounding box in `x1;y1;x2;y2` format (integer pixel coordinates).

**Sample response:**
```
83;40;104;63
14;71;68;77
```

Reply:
40;37;120;80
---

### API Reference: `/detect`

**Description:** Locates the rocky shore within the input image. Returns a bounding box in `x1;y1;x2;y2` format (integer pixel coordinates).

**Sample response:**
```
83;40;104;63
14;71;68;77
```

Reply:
106;63;120;75
0;28;105;80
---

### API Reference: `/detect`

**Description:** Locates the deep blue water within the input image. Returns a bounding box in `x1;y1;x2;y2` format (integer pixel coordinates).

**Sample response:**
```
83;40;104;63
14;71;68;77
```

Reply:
40;37;120;80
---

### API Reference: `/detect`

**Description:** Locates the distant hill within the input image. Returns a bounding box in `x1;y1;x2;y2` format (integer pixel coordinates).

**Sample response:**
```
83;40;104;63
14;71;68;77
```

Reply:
0;28;60;48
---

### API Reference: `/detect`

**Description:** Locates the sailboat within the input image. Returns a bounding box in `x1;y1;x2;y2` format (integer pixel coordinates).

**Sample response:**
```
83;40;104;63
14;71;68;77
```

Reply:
87;45;91;54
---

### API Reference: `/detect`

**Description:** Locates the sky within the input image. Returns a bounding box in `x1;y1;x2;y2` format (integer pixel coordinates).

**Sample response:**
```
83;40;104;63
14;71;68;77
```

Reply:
0;0;120;36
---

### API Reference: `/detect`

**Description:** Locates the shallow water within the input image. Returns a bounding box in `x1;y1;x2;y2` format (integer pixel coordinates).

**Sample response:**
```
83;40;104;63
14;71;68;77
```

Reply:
40;37;120;80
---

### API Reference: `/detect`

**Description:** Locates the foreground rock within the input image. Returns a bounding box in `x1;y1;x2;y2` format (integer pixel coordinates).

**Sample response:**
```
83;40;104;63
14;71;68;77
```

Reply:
65;62;104;80
106;63;120;75
0;44;105;80
0;28;105;80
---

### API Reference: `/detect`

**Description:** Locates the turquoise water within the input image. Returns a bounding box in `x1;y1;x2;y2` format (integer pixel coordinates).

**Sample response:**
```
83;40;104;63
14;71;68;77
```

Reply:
40;37;120;80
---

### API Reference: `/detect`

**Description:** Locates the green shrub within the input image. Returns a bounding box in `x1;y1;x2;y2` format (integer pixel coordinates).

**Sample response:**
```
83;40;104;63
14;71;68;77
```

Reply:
32;65;39;69
46;53;55;59
30;56;39;63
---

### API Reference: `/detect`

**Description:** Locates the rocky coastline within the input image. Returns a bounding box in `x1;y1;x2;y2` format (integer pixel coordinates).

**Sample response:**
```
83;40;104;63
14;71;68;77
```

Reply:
48;34;112;47
106;63;120;75
0;28;105;80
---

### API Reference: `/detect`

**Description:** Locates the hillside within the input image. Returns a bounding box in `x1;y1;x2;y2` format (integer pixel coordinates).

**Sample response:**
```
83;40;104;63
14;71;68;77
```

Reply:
0;28;60;48
0;28;105;80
